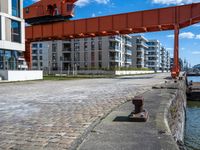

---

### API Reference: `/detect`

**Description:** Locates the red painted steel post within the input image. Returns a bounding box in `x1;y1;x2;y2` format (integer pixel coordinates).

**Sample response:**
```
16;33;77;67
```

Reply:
171;25;180;78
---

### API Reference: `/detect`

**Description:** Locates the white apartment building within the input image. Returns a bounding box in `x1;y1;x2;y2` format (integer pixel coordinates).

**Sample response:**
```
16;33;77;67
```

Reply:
0;0;25;70
31;35;132;71
132;35;148;68
146;40;162;71
166;51;171;71
160;46;171;71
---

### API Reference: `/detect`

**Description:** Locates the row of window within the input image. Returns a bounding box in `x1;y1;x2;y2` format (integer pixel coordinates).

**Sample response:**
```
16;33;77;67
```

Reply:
0;49;21;70
12;0;21;17
0;17;21;43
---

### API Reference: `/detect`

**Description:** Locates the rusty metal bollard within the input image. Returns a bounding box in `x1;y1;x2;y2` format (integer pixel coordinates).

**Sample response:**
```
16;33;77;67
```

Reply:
128;96;149;122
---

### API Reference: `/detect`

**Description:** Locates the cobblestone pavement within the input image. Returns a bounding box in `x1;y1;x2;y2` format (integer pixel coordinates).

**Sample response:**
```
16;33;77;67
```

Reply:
0;73;169;150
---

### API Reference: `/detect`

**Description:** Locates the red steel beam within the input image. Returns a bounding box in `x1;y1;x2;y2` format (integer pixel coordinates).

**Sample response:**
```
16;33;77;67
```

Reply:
26;3;200;41
25;3;200;78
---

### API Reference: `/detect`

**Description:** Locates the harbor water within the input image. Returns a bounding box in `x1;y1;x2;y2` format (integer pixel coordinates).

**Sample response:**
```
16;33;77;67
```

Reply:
185;76;200;150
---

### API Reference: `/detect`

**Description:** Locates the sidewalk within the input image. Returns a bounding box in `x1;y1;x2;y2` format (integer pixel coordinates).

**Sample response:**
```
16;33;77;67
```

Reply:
77;84;179;150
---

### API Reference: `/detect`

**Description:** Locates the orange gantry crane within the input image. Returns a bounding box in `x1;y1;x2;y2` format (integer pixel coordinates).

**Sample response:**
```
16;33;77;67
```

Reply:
24;0;200;78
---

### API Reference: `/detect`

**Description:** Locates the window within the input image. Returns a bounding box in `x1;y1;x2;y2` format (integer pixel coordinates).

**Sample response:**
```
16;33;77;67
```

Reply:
32;56;38;60
98;51;102;61
98;41;102;50
25;8;29;14
39;50;43;54
84;42;88;50
52;43;57;52
12;0;20;17
11;20;21;43
39;43;43;48
32;50;37;54
33;63;38;67
91;41;95;50
32;44;37;48
40;56;43;60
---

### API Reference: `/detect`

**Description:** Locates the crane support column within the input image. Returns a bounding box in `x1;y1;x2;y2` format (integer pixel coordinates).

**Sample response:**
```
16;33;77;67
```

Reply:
171;25;180;78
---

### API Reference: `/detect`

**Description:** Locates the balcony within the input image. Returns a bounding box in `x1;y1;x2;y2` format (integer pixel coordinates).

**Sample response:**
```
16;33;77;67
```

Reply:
137;54;144;58
63;48;71;52
110;56;120;62
125;41;132;47
137;62;144;65
137;48;145;52
137;41;148;48
109;46;121;52
125;59;132;63
109;36;121;41
63;58;71;62
125;50;132;55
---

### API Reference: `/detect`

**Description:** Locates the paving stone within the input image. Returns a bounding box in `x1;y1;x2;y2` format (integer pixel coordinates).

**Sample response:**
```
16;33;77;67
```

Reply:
0;73;169;149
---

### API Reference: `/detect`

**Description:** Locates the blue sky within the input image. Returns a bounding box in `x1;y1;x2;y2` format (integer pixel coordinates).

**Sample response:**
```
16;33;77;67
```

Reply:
24;0;200;66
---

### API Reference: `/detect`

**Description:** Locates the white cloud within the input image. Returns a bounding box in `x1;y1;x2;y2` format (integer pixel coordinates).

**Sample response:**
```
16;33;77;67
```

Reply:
196;34;200;39
180;32;195;39
91;13;96;17
167;34;174;38
76;0;90;7
192;24;200;27
95;0;110;4
76;0;110;7
152;0;200;5
166;48;173;51
167;32;195;39
192;51;200;54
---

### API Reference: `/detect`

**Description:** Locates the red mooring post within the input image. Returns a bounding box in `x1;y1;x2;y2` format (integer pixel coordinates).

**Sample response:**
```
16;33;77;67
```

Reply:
171;25;180;79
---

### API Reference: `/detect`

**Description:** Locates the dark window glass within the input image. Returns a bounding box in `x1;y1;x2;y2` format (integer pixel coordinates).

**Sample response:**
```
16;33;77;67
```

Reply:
0;50;20;70
12;0;20;17
26;8;29;14
32;44;37;48
11;20;21;43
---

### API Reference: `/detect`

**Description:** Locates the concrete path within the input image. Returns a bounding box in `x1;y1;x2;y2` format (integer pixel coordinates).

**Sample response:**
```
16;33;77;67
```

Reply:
0;73;169;150
78;86;179;150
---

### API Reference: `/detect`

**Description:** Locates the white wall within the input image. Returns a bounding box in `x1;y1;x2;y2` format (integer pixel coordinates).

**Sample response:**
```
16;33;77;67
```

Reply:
0;70;43;81
115;70;154;75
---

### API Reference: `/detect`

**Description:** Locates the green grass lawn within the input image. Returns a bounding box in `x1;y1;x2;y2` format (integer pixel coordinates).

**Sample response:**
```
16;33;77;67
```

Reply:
43;75;116;80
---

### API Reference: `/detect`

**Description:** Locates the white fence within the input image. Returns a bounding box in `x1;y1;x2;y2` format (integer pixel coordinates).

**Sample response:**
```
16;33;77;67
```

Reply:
0;70;43;81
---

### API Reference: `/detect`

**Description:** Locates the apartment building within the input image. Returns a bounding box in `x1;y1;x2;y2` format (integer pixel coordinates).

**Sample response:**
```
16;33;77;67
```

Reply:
0;0;26;70
145;40;162;71
132;35;148;68
166;51;171;71
31;35;132;71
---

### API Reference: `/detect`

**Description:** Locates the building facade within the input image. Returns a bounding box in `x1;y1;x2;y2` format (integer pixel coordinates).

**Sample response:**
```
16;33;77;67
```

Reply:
0;0;25;70
132;35;148;68
31;35;132;71
146;40;162;71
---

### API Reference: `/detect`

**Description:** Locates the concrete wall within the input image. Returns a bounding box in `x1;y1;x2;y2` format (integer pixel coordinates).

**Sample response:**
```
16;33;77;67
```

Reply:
48;70;155;75
115;70;154;75
0;70;43;81
152;78;187;149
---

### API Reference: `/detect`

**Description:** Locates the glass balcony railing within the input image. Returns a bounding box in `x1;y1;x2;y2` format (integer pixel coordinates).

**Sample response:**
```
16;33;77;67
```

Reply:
109;46;121;51
125;41;132;46
110;56;120;61
63;58;71;61
109;36;121;41
137;55;144;58
63;48;71;52
126;59;132;63
137;41;148;47
126;50;132;55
